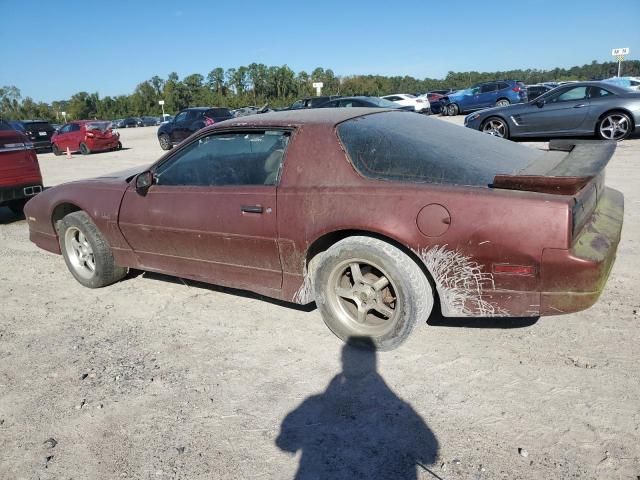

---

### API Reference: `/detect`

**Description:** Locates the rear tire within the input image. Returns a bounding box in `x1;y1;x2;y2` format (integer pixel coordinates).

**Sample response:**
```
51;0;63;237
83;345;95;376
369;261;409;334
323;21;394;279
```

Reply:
495;99;510;107
597;111;633;140
447;103;459;116
312;236;433;351
52;144;62;156
58;211;127;288
79;143;90;155
158;134;172;151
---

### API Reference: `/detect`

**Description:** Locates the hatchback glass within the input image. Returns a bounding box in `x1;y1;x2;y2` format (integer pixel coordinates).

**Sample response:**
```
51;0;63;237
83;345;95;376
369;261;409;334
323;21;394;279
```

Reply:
337;112;541;186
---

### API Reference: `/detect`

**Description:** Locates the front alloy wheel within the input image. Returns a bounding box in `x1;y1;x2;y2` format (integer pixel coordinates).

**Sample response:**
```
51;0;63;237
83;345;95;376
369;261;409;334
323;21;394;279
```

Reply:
64;227;96;280
598;113;631;140
482;118;508;138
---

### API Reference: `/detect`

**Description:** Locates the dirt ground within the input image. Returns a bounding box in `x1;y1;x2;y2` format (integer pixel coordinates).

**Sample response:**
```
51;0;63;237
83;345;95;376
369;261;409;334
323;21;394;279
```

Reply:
1;119;638;480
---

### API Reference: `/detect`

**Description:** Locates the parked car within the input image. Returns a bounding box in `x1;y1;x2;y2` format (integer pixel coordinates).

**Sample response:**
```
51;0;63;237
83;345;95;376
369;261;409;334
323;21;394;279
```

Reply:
25;109;623;350
157;107;233;150
51;121;122;155
441;80;528;116
603;76;640;91
232;106;261;117
418;92;445;114
6;120;55;152
289;96;342;109
111;119;125;129
122;117;142;128
140;116;158;127
464;81;640;140
318;96;414;110
0;120;43;215
381;94;430;113
526;84;553;100
159;114;174;124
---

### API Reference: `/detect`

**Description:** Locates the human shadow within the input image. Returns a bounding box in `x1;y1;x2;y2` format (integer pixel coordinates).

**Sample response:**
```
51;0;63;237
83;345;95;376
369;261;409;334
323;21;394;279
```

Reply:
276;337;440;480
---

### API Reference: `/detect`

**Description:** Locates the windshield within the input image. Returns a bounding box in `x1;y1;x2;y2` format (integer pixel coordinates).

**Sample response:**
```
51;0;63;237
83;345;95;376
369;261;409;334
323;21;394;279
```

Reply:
337;112;542;187
86;121;111;132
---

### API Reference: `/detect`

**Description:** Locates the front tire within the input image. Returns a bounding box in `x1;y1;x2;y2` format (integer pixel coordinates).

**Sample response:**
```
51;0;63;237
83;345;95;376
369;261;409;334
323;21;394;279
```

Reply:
313;236;433;350
52;144;62;156
158;134;172;150
481;116;510;139
597;112;632;140
58;211;127;288
79;143;91;155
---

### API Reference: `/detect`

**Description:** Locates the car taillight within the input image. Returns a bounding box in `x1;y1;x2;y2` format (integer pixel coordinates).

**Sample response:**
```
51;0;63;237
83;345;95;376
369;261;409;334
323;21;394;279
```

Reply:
86;132;95;138
204;116;215;126
512;86;521;92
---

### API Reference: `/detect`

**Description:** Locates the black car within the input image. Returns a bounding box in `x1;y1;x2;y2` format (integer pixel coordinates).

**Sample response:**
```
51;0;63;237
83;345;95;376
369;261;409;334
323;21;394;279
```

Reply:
140;116;159;127
157;107;233;150
318;96;414;111
122;117;142;128
289;96;343;109
526;84;553;101
8;120;55;152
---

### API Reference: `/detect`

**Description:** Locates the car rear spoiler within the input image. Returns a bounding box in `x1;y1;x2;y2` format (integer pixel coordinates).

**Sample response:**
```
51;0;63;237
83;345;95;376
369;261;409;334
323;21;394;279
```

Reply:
491;140;616;195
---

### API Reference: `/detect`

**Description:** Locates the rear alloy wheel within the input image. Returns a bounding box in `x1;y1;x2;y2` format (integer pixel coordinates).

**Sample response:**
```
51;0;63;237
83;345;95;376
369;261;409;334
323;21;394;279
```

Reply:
597;112;632;140
447;103;459;116
313;236;433;350
59;211;127;288
52;144;62;156
495;99;510;107
481;117;509;138
79;142;91;155
158;134;172;151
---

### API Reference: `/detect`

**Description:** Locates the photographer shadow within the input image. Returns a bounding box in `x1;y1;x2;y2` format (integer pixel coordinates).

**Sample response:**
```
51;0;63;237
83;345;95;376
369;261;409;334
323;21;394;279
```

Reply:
276;337;440;479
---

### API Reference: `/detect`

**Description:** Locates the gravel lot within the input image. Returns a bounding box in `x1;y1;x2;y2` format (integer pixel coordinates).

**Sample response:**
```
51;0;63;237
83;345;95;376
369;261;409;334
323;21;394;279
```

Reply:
1;119;639;479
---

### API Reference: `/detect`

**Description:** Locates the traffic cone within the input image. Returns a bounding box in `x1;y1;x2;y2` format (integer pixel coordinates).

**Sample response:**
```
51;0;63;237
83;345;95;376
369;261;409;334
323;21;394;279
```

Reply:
66;147;72;159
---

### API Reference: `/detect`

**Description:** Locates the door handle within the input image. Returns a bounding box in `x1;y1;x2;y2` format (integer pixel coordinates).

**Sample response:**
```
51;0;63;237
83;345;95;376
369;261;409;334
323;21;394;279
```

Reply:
241;205;263;214
573;104;587;108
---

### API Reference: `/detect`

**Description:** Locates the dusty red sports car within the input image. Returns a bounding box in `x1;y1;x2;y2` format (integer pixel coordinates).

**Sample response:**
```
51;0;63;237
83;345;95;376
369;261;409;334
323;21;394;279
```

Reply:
24;109;623;349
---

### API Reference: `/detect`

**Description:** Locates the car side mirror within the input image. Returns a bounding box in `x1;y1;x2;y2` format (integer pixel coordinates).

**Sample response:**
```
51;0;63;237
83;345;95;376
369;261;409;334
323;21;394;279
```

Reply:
536;99;545;108
135;171;154;194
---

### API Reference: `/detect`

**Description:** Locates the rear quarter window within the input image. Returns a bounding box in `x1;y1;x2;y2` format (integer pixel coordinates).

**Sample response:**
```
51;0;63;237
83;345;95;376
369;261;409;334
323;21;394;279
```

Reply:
336;112;542;186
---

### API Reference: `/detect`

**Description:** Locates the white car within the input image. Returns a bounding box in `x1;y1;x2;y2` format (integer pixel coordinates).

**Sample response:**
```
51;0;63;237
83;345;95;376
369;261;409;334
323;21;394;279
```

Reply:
381;93;430;113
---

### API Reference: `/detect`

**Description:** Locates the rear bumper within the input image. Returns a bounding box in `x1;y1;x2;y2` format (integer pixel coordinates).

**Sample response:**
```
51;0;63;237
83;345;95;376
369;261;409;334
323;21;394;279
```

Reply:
86;137;119;151
539;187;624;315
0;183;44;205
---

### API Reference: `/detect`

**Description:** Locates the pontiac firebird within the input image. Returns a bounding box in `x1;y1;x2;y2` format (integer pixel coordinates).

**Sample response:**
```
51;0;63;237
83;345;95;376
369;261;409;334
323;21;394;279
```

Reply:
24;109;624;350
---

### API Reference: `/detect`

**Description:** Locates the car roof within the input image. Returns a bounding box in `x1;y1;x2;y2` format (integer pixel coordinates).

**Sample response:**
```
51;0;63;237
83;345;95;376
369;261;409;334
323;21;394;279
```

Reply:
217;108;394;129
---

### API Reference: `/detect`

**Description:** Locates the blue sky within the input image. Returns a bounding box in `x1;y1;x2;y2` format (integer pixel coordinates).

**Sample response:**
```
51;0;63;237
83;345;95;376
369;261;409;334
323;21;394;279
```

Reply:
1;0;638;102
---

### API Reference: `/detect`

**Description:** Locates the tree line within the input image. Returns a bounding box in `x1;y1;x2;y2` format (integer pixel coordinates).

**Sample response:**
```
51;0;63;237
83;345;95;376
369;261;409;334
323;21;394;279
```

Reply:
1;60;638;122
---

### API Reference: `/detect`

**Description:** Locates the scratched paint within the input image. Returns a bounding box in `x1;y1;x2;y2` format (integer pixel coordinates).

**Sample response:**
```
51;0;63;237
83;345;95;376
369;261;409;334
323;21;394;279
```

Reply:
414;245;507;317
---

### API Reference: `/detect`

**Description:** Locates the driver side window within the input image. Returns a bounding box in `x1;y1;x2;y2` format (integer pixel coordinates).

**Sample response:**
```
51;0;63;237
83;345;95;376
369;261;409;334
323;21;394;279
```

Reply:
155;131;290;187
549;86;588;103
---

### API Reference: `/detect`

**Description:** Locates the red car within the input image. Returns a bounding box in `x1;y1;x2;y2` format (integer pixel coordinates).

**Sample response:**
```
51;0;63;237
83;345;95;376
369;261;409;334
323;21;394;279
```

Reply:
51;120;121;156
0;120;43;215
24;109;623;350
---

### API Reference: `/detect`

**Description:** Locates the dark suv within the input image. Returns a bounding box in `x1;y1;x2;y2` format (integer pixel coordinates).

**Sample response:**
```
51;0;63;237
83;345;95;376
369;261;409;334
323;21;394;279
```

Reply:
8;120;55;152
157;107;233;150
441;80;528;116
